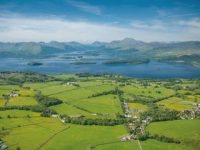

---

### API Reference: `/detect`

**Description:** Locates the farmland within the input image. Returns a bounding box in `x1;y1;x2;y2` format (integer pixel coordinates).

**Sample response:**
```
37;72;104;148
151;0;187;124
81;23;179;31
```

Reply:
0;72;199;150
146;120;200;149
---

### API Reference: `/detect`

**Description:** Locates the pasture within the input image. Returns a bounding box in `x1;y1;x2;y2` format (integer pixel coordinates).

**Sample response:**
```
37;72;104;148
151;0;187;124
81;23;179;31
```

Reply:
7;96;38;106
141;139;192;150
120;85;175;101
146;120;200;150
50;103;90;116
157;97;196;111
42;125;135;150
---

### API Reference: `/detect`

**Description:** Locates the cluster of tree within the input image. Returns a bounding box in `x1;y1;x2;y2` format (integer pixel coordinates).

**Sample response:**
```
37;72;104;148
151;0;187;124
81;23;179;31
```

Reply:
72;105;92;113
35;93;63;107
75;73;125;80
0;105;44;112
141;106;179;122
75;73;104;77
88;90;117;98
62;77;77;82
64;116;131;126
40;109;57;117
123;95;152;104
151;134;180;144
0;72;57;85
137;133;149;141
88;88;123;99
0;105;56;117
137;132;180;144
126;94;176;104
150;95;176;103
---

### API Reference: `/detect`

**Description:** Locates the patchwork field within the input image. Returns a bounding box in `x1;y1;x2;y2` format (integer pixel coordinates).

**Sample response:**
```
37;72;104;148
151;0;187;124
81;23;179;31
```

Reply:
0;72;199;150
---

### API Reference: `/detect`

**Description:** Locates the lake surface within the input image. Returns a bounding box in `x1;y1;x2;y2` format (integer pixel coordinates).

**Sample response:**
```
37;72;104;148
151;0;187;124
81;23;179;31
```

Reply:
0;57;200;78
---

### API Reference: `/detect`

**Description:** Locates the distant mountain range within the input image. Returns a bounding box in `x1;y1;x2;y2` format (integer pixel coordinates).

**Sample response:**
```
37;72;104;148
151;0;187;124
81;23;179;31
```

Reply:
0;38;200;67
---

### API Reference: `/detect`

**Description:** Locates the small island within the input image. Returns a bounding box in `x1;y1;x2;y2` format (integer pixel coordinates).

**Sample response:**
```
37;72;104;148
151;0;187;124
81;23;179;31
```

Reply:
70;61;96;65
27;62;43;66
104;59;150;65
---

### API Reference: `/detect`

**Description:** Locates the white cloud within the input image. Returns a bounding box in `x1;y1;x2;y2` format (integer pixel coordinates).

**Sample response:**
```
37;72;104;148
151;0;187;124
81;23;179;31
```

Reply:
178;18;200;28
130;20;166;30
0;17;200;42
67;0;102;15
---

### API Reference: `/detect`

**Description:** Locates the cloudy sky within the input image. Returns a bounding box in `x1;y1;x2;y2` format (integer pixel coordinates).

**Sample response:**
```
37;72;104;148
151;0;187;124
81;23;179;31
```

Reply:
0;0;200;42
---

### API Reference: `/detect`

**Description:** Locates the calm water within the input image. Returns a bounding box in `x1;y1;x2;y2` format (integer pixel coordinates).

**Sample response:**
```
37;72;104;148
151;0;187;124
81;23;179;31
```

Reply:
0;58;200;79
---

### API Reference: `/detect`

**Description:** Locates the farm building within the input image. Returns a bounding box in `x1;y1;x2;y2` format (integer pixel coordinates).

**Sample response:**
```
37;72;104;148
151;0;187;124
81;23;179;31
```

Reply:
9;93;18;97
121;136;132;141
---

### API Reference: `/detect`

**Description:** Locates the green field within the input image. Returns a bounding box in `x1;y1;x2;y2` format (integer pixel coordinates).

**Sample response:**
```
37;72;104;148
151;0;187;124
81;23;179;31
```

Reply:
1;117;66;150
72;94;123;114
120;85;175;102
7;96;38;106
157;97;197;111
0;72;199;150
141;139;192;150
50;103;90;116
0;84;21;98
146;120;200;150
42;125;134;150
128;103;148;112
0;110;40;118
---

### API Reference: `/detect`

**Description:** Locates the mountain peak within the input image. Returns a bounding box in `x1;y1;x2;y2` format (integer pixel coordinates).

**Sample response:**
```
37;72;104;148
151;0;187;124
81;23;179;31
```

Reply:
122;37;136;41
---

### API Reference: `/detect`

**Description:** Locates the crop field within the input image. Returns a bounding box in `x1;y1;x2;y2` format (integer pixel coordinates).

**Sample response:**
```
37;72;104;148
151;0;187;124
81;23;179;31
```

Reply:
17;89;35;96
157;97;196;111
6;96;38;106
0;110;40;118
128;103;148;112
186;95;200;103
0;73;199;150
128;102;148;116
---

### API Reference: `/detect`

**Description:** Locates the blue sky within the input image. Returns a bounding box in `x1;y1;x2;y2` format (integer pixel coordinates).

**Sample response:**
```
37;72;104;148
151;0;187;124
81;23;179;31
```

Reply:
0;0;200;42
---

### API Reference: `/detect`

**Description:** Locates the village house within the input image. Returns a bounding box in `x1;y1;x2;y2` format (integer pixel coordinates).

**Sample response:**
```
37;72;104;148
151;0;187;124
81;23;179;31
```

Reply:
121;135;132;141
9;93;18;97
0;141;8;150
51;114;59;118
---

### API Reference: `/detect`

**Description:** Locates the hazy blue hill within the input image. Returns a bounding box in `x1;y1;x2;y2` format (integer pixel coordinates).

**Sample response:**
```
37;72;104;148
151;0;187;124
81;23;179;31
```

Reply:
104;38;147;50
0;38;200;67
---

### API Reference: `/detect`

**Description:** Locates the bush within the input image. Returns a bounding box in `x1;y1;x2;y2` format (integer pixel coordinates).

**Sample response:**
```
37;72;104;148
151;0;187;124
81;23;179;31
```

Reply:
35;93;63;107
